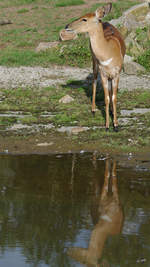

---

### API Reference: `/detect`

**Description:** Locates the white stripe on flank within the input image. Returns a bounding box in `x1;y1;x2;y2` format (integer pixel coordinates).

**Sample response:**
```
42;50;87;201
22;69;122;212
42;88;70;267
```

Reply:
100;58;112;66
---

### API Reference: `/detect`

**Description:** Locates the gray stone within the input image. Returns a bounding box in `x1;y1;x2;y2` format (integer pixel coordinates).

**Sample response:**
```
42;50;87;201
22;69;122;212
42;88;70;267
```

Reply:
124;55;146;75
0;65;149;91
121;108;150;116
35;41;59;52
123;14;140;31
110;2;150;29
57;126;89;134
59;95;74;104
37;142;53;146
145;12;150;24
123;2;149;17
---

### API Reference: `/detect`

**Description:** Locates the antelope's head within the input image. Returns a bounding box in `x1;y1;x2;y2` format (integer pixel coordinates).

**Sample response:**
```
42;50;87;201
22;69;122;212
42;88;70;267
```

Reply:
65;3;112;34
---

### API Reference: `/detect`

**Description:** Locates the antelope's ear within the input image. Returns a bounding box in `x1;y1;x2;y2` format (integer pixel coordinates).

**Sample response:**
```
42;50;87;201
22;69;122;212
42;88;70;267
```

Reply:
95;3;112;19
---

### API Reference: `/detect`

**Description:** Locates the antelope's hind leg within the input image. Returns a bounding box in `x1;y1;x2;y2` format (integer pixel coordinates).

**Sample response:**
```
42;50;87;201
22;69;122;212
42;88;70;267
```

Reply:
100;74;110;131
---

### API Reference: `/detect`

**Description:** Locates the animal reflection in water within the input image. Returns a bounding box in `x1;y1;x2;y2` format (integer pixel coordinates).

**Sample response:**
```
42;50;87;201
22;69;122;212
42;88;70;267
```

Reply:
68;159;123;267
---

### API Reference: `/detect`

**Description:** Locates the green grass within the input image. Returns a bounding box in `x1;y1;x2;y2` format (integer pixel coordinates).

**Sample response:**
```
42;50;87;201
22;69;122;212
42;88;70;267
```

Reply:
17;8;29;13
59;36;91;67
0;0;146;69
86;0;139;20
1;85;150;152
0;48;65;67
137;49;150;71
55;0;85;7
118;90;150;109
0;38;91;68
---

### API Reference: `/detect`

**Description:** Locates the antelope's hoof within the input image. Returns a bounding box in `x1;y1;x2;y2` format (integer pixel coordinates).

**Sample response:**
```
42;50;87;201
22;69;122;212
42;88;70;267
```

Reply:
113;126;119;132
106;127;109;132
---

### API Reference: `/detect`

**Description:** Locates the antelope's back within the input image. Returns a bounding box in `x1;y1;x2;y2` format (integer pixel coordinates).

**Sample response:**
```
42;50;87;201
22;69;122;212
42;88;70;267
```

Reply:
103;22;126;58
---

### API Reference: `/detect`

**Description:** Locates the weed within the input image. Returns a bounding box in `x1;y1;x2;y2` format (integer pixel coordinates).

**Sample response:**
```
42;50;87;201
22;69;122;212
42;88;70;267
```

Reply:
17;8;29;13
19;116;38;124
137;50;150;71
59;36;91;67
55;0;84;7
118;90;150;109
0;116;17;126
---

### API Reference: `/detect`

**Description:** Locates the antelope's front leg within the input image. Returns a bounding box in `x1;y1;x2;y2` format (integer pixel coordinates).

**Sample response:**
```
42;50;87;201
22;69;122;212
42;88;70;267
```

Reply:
112;76;119;132
91;52;98;114
92;79;97;114
101;74;110;130
101;159;110;200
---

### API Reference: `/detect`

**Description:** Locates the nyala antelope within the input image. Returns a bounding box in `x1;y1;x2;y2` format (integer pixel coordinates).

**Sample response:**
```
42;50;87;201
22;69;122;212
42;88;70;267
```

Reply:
63;3;126;131
67;159;123;266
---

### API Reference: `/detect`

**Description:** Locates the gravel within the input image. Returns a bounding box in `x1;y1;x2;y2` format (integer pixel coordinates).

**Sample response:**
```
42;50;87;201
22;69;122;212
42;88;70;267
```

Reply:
0;65;149;90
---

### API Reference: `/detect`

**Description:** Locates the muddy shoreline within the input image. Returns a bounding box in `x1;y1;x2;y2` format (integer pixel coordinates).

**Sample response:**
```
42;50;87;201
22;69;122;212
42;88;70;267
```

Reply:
1;132;150;174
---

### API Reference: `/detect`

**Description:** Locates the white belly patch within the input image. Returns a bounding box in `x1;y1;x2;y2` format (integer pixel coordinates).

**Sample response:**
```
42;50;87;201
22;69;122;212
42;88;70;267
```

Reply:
100;58;112;66
100;215;112;222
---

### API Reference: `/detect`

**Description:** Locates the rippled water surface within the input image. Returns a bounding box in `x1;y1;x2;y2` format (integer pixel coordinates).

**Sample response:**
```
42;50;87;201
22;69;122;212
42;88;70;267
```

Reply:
0;153;150;267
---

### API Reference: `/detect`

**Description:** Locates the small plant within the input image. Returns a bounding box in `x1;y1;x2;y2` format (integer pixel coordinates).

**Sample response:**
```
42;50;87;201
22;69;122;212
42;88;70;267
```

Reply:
137;50;150;71
55;0;84;7
59;36;91;67
20;0;37;3
17;8;29;13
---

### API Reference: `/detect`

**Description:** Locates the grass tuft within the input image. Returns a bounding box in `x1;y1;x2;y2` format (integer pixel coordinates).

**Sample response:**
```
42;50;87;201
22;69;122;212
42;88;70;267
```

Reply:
137;50;150;72
55;0;84;7
17;8;29;13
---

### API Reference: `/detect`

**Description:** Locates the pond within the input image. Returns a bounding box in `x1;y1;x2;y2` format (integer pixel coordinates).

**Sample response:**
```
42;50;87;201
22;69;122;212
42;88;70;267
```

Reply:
0;153;150;267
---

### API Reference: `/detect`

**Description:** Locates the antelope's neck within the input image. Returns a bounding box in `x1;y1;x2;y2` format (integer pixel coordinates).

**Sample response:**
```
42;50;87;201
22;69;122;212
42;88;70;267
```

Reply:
89;23;108;61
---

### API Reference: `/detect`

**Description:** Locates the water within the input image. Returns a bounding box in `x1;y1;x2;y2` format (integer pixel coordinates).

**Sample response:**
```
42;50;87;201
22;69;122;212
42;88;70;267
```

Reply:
0;153;150;267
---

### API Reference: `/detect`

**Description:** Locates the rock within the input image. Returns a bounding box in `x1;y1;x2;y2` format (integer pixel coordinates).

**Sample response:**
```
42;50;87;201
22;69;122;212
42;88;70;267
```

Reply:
71;127;89;134
125;28;145;56
123;14;140;31
125;32;136;49
37;142;53;146
124;55;134;63
121;108;150;116
123;3;149;18
119;26;128;38
0;19;12;25
129;43;144;57
57;126;89;134
145;12;150;24
35;41;59;52
110;16;124;27
59;95;74;104
124;55;146;75
59;45;67;54
110;2;150;30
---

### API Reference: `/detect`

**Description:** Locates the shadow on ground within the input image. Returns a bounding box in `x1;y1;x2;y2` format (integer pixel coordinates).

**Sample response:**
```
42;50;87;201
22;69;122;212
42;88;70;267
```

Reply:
62;72;116;125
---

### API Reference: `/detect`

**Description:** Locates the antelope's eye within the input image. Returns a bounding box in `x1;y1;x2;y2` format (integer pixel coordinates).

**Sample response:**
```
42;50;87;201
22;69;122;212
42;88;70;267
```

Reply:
82;18;87;22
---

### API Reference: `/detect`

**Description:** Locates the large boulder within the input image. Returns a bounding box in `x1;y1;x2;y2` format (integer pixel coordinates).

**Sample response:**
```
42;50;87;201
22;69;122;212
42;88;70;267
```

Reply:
110;2;150;31
110;2;150;60
124;55;146;75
